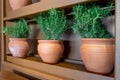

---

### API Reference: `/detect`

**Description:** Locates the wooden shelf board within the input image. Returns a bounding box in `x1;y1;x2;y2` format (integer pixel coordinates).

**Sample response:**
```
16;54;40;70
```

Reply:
6;55;114;80
4;0;98;21
0;70;29;80
2;62;71;80
7;55;86;72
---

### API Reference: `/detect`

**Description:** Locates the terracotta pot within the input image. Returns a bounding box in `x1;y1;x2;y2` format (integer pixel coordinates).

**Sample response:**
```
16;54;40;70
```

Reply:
9;0;32;10
80;38;115;74
9;38;30;58
37;40;64;64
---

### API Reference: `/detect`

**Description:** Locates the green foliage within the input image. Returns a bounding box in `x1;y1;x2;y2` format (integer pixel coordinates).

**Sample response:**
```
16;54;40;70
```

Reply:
72;3;113;38
34;8;67;40
3;18;31;38
107;0;115;7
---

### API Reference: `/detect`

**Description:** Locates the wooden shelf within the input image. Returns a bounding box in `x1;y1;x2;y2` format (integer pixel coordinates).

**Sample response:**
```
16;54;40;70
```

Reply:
4;0;98;21
3;62;71;80
1;0;117;79
0;71;29;80
6;55;114;80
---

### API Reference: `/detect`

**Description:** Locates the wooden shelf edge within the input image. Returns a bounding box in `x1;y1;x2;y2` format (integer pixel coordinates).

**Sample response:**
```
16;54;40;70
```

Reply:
6;56;114;80
2;62;70;80
4;0;98;21
0;70;29;80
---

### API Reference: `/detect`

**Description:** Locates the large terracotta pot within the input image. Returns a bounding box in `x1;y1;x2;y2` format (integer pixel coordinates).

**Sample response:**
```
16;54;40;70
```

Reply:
9;38;30;58
37;40;64;64
80;38;115;74
9;0;32;10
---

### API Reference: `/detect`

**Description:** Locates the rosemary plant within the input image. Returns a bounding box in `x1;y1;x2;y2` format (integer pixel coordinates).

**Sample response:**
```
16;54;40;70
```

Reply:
3;18;31;38
34;8;67;40
72;3;113;38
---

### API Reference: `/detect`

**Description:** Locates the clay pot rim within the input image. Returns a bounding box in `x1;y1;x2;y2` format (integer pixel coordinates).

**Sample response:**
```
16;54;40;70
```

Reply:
81;38;115;44
38;40;63;43
9;38;30;41
81;38;115;41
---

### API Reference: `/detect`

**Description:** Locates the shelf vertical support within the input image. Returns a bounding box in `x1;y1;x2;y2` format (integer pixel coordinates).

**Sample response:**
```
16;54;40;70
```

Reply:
116;0;120;80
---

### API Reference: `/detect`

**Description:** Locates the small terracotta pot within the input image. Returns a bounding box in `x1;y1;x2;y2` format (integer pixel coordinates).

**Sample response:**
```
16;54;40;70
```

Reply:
9;38;30;58
80;38;115;74
37;40;64;64
9;0;32;10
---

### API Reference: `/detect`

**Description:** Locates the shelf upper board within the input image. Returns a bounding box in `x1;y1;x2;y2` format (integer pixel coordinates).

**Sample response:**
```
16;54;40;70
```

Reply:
4;0;98;21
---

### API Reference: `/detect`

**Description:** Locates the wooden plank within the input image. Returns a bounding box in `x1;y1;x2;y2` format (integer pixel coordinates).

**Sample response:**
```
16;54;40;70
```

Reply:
7;55;86;71
0;70;28;80
6;56;114;80
2;62;71;80
5;0;12;16
0;0;2;71
115;0;120;80
4;0;97;20
1;0;6;67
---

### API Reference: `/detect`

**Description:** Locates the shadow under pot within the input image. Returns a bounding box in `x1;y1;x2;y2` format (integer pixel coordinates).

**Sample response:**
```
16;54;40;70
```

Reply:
80;38;115;74
8;38;30;58
37;40;64;64
9;0;32;10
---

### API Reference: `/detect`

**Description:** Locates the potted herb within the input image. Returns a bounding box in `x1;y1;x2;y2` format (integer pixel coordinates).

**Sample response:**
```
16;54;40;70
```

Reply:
72;3;115;74
3;18;31;58
9;0;32;10
34;9;67;64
